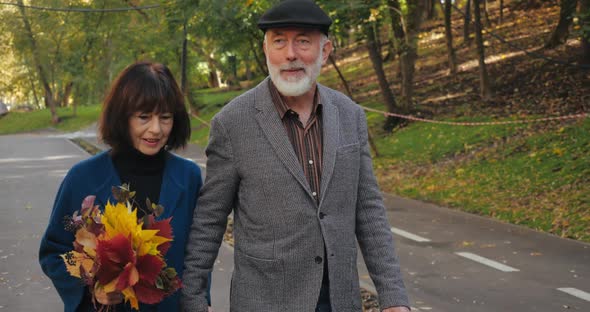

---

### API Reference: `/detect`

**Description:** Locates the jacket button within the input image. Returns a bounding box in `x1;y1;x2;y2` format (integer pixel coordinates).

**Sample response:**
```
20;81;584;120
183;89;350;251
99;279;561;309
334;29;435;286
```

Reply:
315;256;323;264
319;212;326;219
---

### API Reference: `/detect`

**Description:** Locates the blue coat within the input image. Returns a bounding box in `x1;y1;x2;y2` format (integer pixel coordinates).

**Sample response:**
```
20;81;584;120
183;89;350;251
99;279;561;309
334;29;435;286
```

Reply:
39;151;206;312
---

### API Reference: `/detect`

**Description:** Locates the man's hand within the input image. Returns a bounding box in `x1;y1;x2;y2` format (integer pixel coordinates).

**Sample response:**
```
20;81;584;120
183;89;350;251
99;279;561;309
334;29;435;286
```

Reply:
383;307;411;312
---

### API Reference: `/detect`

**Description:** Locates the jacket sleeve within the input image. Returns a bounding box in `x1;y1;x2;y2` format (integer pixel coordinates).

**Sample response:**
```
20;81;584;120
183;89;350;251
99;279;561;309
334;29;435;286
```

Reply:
181;116;238;312
39;172;85;312
354;109;410;309
188;163;213;306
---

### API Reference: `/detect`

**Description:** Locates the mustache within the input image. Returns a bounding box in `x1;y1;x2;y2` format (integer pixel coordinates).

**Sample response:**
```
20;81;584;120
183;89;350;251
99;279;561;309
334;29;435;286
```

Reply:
279;61;307;71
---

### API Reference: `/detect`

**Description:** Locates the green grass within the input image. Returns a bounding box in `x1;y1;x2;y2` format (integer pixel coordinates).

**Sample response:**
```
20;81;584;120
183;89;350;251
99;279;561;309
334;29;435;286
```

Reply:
374;118;526;164
0;105;101;135
190;88;247;146
375;118;590;241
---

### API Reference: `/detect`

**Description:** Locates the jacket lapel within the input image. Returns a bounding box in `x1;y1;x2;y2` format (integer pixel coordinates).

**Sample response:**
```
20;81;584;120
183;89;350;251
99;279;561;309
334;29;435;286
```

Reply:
92;152;121;208
318;86;339;207
91;151;182;219
254;79;313;196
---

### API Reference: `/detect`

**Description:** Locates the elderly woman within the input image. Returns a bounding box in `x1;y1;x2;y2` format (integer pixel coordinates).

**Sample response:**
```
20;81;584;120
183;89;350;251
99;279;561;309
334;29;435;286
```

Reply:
39;61;210;311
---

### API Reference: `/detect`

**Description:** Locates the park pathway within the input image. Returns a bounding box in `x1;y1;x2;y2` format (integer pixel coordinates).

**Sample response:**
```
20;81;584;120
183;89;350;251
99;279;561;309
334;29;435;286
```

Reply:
0;127;589;311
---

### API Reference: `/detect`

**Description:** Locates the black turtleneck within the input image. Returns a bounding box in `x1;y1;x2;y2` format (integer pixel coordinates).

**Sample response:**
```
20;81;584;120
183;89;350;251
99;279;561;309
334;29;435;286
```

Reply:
111;146;166;218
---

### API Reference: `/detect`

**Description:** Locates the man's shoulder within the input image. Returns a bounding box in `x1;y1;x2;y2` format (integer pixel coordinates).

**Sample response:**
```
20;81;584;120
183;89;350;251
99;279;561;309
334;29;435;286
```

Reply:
217;80;266;116
318;83;362;113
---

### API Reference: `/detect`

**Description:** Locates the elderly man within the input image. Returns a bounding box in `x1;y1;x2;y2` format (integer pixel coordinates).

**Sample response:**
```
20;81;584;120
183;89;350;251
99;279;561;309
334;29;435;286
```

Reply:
181;0;410;311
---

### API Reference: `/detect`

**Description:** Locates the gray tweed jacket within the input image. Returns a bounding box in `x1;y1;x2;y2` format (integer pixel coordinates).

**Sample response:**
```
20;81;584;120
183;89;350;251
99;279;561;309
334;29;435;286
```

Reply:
181;78;408;312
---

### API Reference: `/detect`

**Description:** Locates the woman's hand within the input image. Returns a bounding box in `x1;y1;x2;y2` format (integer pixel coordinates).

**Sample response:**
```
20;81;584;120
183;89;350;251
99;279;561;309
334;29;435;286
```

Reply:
94;289;123;305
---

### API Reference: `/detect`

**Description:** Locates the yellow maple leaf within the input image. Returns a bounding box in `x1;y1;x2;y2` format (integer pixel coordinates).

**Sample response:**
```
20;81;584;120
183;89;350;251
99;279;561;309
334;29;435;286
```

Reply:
61;251;94;278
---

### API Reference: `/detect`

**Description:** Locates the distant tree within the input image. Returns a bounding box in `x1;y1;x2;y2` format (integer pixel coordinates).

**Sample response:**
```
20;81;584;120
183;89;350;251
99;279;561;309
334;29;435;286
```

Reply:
499;0;505;23
473;0;493;100
582;0;590;63
390;0;425;112
525;0;542;9
444;0;458;75
463;0;473;44
15;0;59;123
546;0;578;48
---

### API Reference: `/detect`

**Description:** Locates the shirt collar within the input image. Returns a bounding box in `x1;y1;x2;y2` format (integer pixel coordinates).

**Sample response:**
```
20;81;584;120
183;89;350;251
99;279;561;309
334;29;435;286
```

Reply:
268;79;322;119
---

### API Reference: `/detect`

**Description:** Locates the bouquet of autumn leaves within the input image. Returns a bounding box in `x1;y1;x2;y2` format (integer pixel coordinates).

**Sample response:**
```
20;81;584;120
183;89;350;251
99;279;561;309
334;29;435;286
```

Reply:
60;185;181;311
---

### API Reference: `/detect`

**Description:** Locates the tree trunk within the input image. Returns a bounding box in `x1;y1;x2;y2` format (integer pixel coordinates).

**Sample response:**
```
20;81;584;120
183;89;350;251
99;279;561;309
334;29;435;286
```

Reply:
327;54;380;156
328;55;353;98
545;0;578;48
26;65;40;108
483;0;491;26
180;20;191;113
388;0;405;82
399;0;424;111
473;0;493;100
388;0;406;55
499;0;504;24
62;82;73;107
249;37;267;76
426;0;437;20
464;0;472;44
582;0;590;64
364;23;401;131
526;0;541;9
17;0;59;123
207;56;220;88
444;0;458;75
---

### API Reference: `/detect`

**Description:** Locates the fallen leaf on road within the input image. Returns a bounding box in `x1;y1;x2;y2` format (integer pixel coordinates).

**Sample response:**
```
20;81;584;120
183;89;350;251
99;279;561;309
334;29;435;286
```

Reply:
530;252;542;256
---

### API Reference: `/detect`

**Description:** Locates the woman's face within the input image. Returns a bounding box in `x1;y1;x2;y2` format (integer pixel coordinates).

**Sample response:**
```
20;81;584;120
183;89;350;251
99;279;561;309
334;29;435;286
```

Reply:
128;111;173;155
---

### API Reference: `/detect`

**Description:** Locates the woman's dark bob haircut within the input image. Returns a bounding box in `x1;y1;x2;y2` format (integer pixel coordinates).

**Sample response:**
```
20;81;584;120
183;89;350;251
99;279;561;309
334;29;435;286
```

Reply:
99;61;191;153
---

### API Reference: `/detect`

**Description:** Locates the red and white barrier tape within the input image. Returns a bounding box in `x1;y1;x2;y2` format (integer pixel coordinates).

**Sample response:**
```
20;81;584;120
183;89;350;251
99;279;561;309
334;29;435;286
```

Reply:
361;106;588;126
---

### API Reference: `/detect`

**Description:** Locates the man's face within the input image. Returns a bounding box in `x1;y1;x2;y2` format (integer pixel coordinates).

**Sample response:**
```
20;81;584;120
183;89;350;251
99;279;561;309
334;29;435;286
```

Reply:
263;28;332;97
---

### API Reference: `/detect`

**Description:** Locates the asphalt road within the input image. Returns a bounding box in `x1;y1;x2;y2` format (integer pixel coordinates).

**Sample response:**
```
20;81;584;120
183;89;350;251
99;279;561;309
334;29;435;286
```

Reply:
1;130;589;311
0;131;87;311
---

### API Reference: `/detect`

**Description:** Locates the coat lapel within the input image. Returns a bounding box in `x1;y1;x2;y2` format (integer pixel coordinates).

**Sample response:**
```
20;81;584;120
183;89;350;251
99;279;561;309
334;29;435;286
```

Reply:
254;79;313;196
318;86;339;207
92;152;121;208
91;151;182;219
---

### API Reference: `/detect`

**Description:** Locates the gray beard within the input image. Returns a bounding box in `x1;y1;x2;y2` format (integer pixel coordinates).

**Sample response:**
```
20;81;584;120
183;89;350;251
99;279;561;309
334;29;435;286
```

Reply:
267;52;323;97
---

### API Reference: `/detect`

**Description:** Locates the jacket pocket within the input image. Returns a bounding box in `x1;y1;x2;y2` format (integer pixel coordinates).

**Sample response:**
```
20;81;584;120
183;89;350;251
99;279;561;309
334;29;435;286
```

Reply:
337;143;360;155
231;251;284;311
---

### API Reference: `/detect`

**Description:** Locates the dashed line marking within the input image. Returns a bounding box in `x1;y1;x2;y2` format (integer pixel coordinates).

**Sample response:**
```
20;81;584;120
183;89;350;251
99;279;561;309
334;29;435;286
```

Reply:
557;287;590;302
391;227;431;242
455;252;519;272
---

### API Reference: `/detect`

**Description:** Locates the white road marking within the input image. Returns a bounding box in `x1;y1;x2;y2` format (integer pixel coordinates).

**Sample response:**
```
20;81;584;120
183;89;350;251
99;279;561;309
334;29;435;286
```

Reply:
0;155;80;163
391;227;431;242
557;287;590;302
455;252;520;272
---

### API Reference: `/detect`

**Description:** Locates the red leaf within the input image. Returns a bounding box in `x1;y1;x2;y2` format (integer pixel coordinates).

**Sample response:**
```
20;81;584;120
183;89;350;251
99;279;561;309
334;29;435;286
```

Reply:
115;262;139;290
95;234;135;285
136;254;164;284
146;217;173;255
134;280;166;304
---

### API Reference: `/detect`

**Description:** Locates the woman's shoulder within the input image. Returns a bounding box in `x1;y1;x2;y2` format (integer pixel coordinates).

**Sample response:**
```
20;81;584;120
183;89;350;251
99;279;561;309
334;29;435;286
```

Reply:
166;152;201;176
65;151;112;180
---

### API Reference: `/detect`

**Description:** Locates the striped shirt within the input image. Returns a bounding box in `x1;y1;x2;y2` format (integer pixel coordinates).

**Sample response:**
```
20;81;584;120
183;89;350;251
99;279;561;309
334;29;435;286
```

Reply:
269;80;323;202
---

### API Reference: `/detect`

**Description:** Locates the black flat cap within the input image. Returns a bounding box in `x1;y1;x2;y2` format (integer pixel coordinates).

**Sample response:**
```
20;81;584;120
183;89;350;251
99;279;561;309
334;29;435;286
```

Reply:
258;0;332;35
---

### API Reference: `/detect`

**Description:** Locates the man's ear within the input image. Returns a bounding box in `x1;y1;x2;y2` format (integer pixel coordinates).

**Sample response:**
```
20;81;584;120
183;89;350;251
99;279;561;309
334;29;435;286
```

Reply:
322;39;333;65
